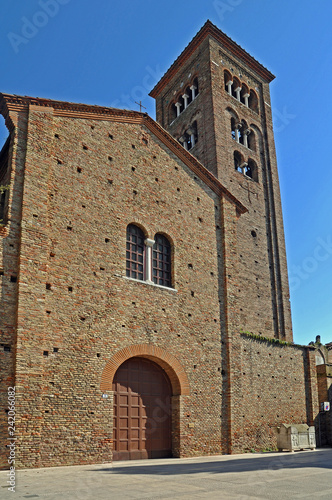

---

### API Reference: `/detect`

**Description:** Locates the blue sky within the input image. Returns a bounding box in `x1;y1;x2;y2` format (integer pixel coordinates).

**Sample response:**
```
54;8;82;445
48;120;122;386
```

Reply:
1;0;331;346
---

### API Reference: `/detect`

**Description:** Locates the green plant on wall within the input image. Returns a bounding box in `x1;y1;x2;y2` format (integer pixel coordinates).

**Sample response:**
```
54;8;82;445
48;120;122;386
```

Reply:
240;330;293;347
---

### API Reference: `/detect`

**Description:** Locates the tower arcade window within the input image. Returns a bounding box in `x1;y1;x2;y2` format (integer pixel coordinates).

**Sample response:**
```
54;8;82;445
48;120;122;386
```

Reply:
223;69;259;113
234;151;258;181
169;77;199;123
126;224;145;280
179;121;198;151
153;234;171;287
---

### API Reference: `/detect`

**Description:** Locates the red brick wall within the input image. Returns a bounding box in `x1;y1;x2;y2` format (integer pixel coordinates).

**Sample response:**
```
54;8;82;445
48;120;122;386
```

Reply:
2;104;237;468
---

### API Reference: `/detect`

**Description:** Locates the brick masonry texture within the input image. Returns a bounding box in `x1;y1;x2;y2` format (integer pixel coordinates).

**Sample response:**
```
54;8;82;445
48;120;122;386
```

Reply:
0;21;321;469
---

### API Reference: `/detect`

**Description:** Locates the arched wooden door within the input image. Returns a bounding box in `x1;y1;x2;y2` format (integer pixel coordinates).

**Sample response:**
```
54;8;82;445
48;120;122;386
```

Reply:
112;357;172;460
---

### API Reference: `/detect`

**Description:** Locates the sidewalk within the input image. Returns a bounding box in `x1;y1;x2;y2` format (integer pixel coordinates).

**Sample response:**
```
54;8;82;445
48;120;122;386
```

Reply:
1;448;332;499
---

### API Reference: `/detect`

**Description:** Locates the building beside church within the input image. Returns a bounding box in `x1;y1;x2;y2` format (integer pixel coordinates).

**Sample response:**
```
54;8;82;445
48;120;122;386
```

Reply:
0;21;325;469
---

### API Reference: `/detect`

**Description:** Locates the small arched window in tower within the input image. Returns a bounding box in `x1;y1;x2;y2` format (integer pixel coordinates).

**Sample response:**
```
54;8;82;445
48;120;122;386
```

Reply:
187;121;198;150
249;90;259;113
247;129;256;151
170;103;177;123
192;77;199;98
224;70;232;94
153;234;172;287
126;224;145;280
185;85;193;107
231;117;238;142
246;158;258;181
232;77;241;101
234;151;245;174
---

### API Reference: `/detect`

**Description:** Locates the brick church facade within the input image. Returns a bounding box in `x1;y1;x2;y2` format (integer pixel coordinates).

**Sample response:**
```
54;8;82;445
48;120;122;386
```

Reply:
0;21;324;468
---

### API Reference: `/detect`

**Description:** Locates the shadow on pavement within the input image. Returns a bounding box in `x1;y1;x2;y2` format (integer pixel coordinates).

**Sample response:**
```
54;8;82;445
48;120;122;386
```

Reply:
92;449;332;476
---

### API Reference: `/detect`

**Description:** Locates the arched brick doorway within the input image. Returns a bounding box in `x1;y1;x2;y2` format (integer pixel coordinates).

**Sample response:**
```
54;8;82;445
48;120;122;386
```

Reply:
112;357;172;460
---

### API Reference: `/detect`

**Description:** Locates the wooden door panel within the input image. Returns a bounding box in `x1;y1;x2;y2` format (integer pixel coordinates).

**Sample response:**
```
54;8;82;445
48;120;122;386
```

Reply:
112;357;172;460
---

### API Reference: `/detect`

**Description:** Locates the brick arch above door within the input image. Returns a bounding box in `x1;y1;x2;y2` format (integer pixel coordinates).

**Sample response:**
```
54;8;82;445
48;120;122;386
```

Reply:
100;344;190;396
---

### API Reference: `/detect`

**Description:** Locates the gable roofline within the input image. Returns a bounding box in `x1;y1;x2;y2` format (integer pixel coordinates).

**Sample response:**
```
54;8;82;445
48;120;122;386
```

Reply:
0;92;247;215
149;20;275;98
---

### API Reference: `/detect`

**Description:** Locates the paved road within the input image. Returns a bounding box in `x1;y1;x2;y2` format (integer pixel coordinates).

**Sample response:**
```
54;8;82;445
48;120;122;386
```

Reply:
1;449;332;499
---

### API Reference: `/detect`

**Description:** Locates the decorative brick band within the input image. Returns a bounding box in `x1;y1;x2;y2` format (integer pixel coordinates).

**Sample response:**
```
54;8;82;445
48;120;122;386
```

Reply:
100;344;190;396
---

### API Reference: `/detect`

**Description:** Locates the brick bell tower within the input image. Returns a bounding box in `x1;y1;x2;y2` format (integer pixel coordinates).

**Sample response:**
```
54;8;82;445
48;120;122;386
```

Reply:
150;20;292;341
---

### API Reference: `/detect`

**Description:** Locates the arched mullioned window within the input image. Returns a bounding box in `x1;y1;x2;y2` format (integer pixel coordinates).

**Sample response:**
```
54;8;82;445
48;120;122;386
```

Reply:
169;77;199;123
246;158;258;181
153;234;172;287
248;90;259;113
126;224;145;280
232;77;241;100
179;120;198;151
224;70;232;94
223;69;259;114
234;151;245;174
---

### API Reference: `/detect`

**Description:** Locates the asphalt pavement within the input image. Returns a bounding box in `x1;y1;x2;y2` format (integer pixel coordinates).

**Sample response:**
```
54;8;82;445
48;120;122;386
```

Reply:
1;448;332;499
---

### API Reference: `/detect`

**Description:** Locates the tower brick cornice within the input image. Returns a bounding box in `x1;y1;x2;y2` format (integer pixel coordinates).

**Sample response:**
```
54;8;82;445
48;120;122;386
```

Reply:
149;20;275;98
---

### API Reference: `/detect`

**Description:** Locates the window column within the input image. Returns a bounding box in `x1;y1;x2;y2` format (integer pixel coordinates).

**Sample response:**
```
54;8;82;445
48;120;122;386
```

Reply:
182;94;189;109
235;124;240;143
175;102;182;117
190;85;197;100
235;86;242;101
243;92;250;107
226;80;233;95
187;127;196;148
144;238;155;284
179;135;188;150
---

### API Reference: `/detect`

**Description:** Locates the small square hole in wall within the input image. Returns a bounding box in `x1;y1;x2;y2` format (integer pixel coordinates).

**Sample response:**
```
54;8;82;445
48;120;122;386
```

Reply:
54;133;59;139
132;144;136;149
80;317;86;322
108;179;113;185
77;167;82;173
97;353;101;358
82;204;86;208
57;159;63;165
133;190;138;195
68;286;73;292
43;351;49;357
46;283;51;290
53;347;58;353
91;125;95;130
33;214;38;218
83;144;88;150
0;269;4;276
10;276;17;283
132;167;136;171
67;226;72;231
4;346;11;352
50;252;55;257
108;156;113;162
105;238;109;243
46;310;51;315
109;133;113;139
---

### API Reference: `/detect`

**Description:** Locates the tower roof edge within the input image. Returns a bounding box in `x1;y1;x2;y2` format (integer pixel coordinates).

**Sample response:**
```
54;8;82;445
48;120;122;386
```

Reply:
149;20;275;98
